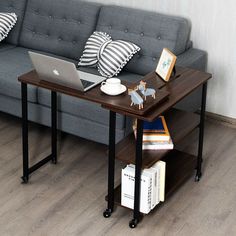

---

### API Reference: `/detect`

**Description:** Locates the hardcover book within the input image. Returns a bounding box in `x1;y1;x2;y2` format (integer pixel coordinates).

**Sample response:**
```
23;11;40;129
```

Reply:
121;165;152;214
152;161;166;202
121;161;166;213
142;138;174;150
143;116;170;142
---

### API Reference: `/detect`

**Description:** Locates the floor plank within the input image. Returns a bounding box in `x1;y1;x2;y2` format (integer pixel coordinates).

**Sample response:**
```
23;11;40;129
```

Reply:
0;112;235;236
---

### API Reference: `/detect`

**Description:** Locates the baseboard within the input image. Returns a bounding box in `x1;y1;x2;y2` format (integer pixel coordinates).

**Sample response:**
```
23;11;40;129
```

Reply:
205;111;236;128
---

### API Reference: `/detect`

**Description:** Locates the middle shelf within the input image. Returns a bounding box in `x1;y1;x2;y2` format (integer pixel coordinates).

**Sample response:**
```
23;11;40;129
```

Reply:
116;108;200;169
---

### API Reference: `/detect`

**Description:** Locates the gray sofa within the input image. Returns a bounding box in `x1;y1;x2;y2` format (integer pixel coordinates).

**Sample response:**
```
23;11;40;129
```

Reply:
0;0;207;144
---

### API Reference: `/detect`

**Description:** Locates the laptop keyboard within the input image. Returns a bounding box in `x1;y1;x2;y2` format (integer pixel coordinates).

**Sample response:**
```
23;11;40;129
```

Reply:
80;79;95;89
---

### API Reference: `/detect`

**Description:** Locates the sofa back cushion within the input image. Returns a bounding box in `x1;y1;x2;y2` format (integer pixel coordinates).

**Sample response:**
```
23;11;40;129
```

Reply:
96;6;190;75
0;0;27;45
19;0;101;60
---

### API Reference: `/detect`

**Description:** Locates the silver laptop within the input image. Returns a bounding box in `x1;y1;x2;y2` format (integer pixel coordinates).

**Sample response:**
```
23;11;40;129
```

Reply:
29;51;106;91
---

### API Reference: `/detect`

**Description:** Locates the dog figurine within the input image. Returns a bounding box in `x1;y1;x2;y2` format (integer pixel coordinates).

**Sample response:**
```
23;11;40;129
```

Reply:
128;88;144;110
137;80;156;100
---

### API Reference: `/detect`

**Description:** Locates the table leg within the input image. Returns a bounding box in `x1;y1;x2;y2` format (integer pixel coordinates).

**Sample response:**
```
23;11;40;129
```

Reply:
196;82;208;182
129;119;143;228
103;111;116;218
21;86;57;182
21;83;29;183
51;91;57;164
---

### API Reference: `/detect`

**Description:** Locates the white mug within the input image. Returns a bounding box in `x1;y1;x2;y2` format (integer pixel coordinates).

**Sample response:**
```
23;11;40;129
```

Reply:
101;78;121;92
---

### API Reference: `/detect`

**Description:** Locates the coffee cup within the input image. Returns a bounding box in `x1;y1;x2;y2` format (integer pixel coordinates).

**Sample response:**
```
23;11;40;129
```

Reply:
101;78;122;92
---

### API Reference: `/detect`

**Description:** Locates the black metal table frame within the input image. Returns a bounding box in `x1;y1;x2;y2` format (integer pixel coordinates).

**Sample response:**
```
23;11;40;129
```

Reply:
20;81;207;228
103;82;208;228
21;83;57;183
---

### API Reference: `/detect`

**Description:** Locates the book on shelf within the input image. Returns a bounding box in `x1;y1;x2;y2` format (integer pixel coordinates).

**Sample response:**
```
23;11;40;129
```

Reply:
128;164;157;210
121;161;166;214
142;137;174;150
152;161;166;202
121;165;152;214
133;116;173;150
143;116;170;142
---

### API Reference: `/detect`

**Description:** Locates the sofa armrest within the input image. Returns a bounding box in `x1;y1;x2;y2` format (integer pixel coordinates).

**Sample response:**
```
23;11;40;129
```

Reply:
177;48;207;71
174;48;207;112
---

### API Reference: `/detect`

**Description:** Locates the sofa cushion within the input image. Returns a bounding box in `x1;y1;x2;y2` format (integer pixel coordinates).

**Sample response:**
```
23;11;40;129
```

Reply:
0;43;15;52
96;6;190;75
38;68;143;129
0;47;37;102
0;13;18;42
19;0;101;60
78;67;143;83
79;31;140;78
0;0;27;45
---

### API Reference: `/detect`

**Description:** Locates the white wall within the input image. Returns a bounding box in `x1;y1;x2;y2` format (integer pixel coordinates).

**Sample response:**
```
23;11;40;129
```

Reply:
85;0;236;118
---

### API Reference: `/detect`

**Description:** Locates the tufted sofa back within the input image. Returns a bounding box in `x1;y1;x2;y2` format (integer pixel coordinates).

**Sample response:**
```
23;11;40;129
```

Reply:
96;6;190;75
19;0;101;60
0;0;28;45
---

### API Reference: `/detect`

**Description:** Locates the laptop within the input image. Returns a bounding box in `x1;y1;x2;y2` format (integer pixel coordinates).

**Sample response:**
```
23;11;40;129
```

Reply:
29;51;106;91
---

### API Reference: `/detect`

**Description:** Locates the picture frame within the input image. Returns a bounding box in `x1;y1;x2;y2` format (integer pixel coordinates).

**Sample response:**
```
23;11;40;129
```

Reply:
155;48;177;82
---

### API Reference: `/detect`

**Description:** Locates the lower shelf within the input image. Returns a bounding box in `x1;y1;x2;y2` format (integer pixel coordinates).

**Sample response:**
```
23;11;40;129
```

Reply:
105;150;197;211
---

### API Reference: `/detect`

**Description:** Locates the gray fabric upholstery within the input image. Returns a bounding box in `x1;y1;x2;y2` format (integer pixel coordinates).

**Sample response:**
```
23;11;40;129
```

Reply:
0;0;27;45
0;1;208;145
96;6;190;75
37;69;142;129
78;67;143;83
174;87;202;112
0;94;125;144
0;47;37;102
38;89;125;130
177;48;207;71
174;49;207;111
0;43;15;52
19;0;101;60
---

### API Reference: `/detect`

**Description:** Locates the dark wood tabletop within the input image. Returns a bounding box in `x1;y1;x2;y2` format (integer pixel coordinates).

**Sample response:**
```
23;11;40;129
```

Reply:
18;67;212;122
102;68;212;121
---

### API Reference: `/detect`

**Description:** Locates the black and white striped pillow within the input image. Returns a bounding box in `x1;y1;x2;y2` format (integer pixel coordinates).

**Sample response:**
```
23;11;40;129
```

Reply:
0;13;17;42
79;31;140;78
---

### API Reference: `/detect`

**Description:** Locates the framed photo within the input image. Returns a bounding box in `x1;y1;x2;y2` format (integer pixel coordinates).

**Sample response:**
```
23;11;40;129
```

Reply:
155;48;177;82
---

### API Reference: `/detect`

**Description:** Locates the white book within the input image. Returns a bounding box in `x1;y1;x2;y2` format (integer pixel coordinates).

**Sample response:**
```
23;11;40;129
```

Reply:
128;164;156;210
146;168;156;210
142;138;174;150
143;134;170;142
151;166;160;206
121;165;152;214
152;161;166;202
125;165;152;213
144;167;157;210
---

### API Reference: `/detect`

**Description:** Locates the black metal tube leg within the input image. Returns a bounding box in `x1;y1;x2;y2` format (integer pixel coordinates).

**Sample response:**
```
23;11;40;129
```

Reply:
103;111;116;218
129;119;143;229
21;83;29;183
51;91;57;164
196;82;208;182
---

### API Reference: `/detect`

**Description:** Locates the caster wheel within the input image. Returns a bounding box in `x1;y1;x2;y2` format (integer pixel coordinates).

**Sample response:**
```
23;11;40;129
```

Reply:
195;173;202;182
129;219;138;229
103;209;112;218
21;176;28;184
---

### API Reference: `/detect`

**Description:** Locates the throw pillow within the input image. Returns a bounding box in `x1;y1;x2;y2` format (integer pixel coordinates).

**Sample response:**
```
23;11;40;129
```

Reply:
79;31;140;78
0;13;17;42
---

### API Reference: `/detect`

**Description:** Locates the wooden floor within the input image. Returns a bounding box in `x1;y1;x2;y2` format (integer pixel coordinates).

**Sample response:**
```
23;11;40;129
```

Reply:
0;112;235;236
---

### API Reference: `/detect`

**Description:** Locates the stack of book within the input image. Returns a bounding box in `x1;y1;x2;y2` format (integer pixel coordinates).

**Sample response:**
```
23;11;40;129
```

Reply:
121;161;166;214
142;116;173;150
